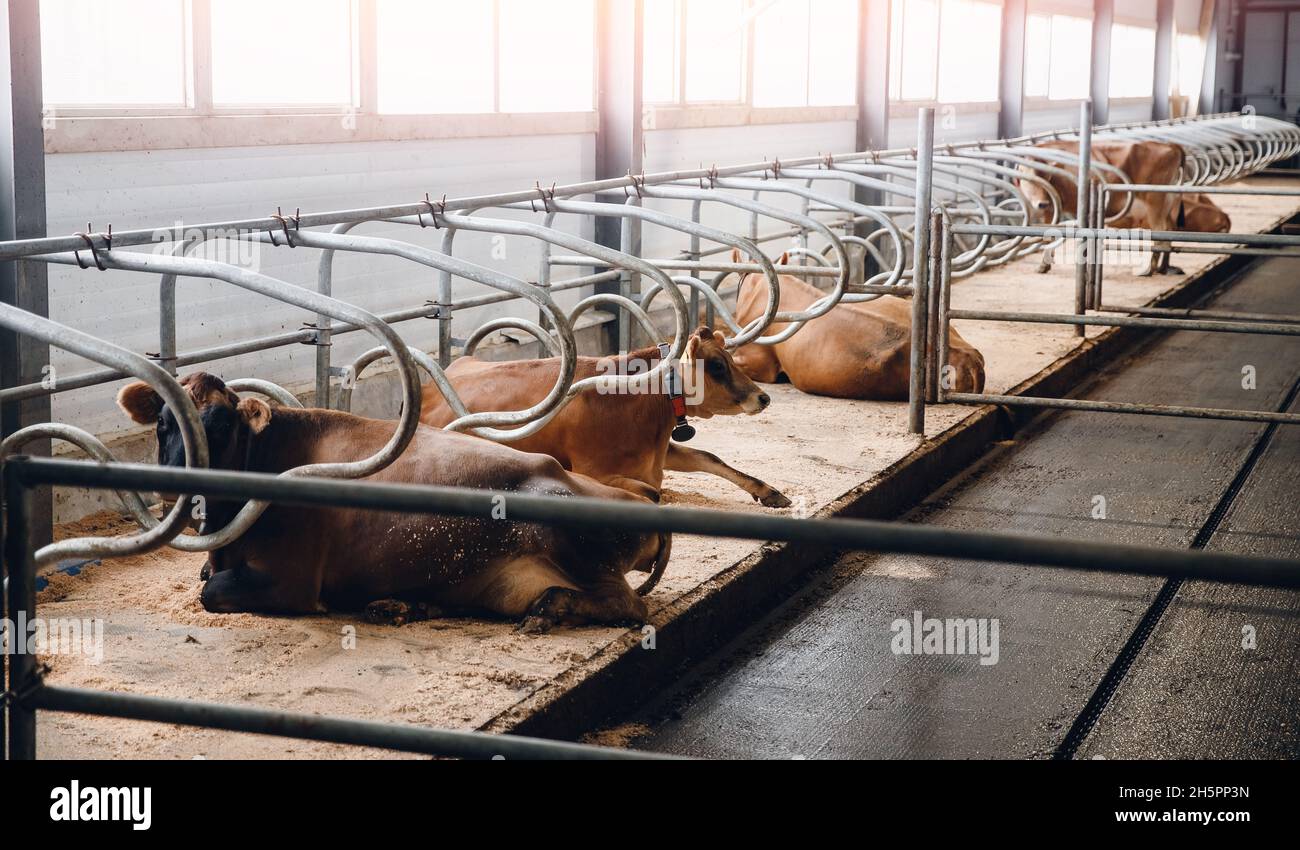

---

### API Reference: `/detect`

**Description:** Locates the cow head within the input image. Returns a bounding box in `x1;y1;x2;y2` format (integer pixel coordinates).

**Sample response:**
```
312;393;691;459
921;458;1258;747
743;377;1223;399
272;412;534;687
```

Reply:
117;372;273;474
679;326;771;418
1017;170;1061;224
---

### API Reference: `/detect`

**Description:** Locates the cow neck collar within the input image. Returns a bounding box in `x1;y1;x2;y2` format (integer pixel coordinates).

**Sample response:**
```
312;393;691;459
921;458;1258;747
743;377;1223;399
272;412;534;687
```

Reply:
655;342;695;442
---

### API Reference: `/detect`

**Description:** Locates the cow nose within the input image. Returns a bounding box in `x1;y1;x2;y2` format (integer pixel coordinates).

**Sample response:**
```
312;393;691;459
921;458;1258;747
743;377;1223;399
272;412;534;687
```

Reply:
758;392;771;408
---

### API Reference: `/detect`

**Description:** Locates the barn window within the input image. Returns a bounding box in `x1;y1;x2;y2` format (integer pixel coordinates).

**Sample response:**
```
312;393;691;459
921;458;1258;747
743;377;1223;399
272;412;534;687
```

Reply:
498;0;595;112
377;0;595;114
1175;32;1204;101
643;0;748;104
643;0;681;103
40;0;189;108
891;0;939;101
936;0;1001;103
890;0;1001;104
376;0;495;113
646;0;853;108
751;0;859;108
1023;12;1092;100
1109;23;1157;99
684;0;746;102
211;0;356;107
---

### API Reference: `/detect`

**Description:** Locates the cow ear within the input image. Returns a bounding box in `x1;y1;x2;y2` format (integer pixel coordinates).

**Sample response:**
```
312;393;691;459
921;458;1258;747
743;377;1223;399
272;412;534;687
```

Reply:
683;334;701;360
237;398;273;434
117;381;163;425
778;251;789;266
712;330;727;347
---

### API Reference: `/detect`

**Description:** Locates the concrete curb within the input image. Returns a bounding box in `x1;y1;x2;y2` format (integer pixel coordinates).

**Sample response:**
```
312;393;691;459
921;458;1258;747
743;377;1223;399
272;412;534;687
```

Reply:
480;211;1298;742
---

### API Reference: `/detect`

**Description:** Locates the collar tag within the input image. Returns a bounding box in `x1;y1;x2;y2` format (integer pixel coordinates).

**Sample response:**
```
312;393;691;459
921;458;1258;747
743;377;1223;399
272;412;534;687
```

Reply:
657;343;695;442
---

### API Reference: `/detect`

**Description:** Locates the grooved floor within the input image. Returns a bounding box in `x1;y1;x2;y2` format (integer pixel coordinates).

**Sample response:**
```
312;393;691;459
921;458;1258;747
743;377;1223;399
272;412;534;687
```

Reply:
635;257;1300;759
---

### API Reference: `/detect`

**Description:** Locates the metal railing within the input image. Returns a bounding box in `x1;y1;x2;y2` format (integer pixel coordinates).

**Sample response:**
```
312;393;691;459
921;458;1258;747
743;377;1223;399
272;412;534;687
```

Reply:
930;103;1300;425
6;456;1300;759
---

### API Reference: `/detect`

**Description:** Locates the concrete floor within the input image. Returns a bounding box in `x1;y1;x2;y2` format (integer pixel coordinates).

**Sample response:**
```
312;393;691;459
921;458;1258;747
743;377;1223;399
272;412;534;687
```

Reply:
634;257;1300;759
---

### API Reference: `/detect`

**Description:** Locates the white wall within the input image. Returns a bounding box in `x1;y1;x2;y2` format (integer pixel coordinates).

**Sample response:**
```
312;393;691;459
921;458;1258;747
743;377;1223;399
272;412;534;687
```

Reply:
45;133;596;440
1109;99;1156;124
887;109;1001;149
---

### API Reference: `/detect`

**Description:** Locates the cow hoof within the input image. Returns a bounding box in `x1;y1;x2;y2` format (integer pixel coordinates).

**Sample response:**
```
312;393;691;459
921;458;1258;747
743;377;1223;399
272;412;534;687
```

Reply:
759;490;793;508
1166;266;1185;276
516;615;554;635
199;560;212;582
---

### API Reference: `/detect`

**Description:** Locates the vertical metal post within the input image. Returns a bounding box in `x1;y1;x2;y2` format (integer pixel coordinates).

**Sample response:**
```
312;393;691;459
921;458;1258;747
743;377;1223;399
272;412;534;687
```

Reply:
1090;0;1114;126
998;0;1028;139
315;250;335;407
0;0;51;550
688;199;702;325
908;108;934;436
1091;182;1104;309
936;214;954;404
926;210;942;403
435;238;454;368
1152;0;1175;120
855;0;892;280
4;461;38;759
1074;100;1092;336
595;0;643;352
159;276;178;376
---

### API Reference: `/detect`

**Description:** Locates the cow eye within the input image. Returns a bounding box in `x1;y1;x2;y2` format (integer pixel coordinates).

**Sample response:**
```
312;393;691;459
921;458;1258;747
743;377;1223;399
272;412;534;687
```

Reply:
157;417;168;433
707;359;727;378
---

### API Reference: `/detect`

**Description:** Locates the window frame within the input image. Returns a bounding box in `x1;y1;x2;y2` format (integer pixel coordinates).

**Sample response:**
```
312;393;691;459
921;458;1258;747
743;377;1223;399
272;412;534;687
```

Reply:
1022;9;1094;103
1107;18;1158;101
41;0;600;151
888;0;1004;106
643;0;860;119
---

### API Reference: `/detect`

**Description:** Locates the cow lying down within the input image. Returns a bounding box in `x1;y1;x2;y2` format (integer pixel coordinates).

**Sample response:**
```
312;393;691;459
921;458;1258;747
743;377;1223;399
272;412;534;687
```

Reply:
421;326;791;507
729;265;986;400
117;373;670;632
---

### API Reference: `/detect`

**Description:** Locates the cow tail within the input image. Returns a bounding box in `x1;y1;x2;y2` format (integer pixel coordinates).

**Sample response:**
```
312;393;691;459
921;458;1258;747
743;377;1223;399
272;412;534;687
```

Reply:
634;532;673;596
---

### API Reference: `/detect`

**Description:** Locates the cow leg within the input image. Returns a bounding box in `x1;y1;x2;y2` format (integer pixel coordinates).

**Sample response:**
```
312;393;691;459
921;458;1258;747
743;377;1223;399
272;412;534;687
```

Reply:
1143;243;1183;277
199;565;325;615
598;475;661;502
664;443;791;508
1036;246;1054;274
518;578;649;634
1156;246;1183;275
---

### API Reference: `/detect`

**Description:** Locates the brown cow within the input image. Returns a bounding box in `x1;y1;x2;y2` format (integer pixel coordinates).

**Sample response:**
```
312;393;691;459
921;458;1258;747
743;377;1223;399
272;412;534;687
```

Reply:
421;327;791;507
1019;139;1185;275
1178;192;1231;233
117;373;671;633
729;268;986;400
